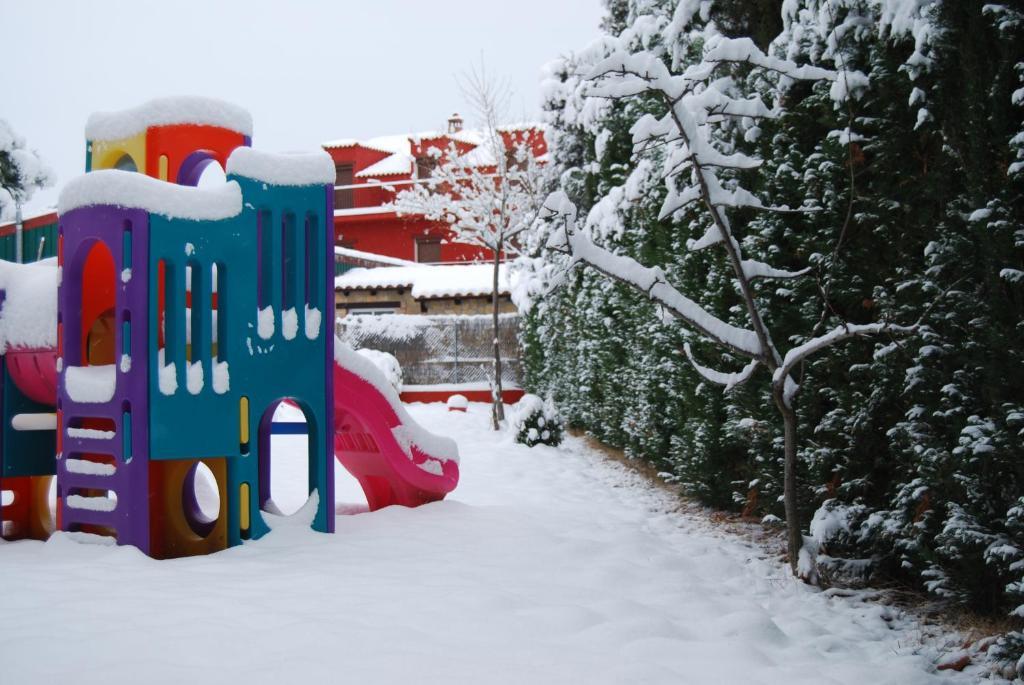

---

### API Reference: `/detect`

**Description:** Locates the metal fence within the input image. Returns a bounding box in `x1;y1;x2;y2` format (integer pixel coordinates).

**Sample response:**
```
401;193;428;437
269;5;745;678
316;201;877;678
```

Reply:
335;313;521;386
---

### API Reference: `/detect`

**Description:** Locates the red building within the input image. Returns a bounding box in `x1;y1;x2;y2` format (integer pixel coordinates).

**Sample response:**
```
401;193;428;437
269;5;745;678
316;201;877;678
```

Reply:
322;114;546;263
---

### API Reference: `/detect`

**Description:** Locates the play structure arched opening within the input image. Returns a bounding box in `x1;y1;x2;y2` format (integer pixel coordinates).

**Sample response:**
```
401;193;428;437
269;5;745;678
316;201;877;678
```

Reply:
112;153;138;172
73;239;117;367
177;150;223;187
258;399;318;518
182;462;221;537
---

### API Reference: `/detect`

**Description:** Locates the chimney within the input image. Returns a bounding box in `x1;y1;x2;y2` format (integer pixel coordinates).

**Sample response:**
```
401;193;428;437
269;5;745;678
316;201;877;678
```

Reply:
447;113;463;133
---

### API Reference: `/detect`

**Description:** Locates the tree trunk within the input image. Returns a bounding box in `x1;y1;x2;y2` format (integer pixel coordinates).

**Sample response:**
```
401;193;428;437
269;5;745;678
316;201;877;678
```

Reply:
491;246;505;430
773;386;803;576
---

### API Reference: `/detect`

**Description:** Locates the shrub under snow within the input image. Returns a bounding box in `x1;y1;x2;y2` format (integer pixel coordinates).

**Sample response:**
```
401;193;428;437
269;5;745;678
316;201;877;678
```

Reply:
510;394;563;447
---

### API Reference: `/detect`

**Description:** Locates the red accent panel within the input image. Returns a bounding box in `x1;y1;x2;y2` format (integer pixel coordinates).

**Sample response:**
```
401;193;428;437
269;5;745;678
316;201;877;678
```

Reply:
399;388;525;405
145;124;247;183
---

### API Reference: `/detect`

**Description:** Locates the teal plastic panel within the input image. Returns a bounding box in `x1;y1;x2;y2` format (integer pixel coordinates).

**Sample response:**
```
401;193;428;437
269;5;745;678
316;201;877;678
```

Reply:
145;176;333;543
1;358;56;478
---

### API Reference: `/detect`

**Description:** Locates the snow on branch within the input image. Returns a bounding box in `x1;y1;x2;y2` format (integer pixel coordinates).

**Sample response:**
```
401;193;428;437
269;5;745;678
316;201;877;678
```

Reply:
542;193;762;357
699;36;834;81
684;343;759;391
772;322;919;387
741;260;811;281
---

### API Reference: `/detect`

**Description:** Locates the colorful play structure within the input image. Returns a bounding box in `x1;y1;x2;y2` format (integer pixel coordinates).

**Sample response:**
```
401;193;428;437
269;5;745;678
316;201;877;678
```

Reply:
0;97;459;557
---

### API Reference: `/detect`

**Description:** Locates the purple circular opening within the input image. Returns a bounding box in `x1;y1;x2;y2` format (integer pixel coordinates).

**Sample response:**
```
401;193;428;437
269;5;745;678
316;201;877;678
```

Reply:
182;462;219;537
177;150;218;186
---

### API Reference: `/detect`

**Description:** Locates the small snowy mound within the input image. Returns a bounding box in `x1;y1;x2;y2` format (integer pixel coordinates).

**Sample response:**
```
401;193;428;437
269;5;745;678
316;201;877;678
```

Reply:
510;394;564;447
0;259;58;353
354;348;403;395
446;394;469;412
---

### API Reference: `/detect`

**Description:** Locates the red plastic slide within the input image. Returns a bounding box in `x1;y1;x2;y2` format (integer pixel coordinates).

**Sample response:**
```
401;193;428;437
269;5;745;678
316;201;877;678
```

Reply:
332;342;459;510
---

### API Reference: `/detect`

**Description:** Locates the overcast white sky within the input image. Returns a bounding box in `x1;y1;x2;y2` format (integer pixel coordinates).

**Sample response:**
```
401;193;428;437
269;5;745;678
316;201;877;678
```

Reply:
1;0;604;215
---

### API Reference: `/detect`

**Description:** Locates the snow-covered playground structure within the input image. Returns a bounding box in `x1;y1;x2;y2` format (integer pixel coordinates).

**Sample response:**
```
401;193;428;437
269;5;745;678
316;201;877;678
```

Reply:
0;97;459;557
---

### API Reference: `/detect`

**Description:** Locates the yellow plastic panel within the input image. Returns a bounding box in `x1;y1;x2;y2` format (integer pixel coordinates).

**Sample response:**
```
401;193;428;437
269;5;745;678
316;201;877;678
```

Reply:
239;482;250;532
89;131;147;174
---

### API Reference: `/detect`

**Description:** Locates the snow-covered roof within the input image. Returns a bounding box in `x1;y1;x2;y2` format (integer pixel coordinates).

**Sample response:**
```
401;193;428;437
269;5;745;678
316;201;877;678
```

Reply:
356;153;413;178
0;259;58;353
226;147;335;186
0;208;58;230
85;96;254;141
334;206;396;218
457;145;497;167
58;170;242;221
334;246;416;267
496;123;546;134
324;127;534;158
335;263;513;299
323;134;412;156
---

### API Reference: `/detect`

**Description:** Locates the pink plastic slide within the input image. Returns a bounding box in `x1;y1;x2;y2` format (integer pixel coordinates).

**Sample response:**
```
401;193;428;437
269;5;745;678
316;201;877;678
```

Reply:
332;342;459;510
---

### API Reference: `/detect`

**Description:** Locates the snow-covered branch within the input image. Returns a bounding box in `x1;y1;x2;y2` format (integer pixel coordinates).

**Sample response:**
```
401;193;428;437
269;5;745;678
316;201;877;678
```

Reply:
542;192;762;358
772;321;919;390
684;343;760;391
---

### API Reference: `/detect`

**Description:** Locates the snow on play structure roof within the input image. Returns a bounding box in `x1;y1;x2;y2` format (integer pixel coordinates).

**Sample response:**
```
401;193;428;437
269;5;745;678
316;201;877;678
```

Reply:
335;263;514;298
356;153;413;178
85;96;254;141
334;338;458;463
225;147;335;186
58;170;243;220
0;259;58;353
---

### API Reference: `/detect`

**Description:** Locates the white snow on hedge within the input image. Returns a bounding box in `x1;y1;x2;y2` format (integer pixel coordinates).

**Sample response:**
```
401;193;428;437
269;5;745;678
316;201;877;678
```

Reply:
334;338;458;463
64;365;116;404
335;263;514;299
336;313;428;344
85;96;253;141
59;170;242;221
225;147;335;186
0;259;58;353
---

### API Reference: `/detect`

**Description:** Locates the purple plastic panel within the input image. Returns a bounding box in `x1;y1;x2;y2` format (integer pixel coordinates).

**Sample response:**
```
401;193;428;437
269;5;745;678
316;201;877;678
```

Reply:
323;184;335;531
57;205;152;553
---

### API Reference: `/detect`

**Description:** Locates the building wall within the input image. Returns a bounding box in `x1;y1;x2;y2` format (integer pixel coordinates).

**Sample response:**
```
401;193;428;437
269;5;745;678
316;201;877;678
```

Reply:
335;286;516;317
335;214;489;263
0;212;59;263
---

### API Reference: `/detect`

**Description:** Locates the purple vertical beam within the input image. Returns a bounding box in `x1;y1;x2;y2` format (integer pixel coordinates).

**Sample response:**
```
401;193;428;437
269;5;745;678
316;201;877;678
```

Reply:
57;205;151;553
323;184;335;532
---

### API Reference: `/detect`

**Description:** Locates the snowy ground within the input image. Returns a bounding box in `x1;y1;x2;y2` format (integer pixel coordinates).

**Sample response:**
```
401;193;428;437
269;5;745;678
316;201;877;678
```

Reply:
0;402;982;684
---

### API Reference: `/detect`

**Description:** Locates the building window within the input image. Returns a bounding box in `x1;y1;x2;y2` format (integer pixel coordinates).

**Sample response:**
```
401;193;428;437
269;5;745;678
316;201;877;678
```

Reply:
334;164;353;209
415;238;441;263
416;156;437;179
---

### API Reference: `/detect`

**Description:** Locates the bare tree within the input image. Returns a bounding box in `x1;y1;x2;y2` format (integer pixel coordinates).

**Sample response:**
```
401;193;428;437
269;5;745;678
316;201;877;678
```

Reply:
392;67;546;430
540;33;916;577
